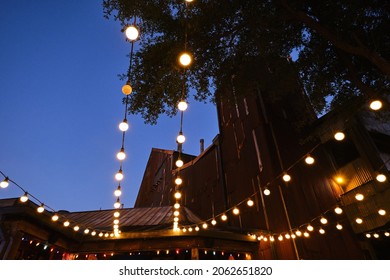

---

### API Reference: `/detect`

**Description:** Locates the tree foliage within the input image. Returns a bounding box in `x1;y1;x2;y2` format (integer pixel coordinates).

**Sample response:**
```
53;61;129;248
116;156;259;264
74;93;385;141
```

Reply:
103;0;389;124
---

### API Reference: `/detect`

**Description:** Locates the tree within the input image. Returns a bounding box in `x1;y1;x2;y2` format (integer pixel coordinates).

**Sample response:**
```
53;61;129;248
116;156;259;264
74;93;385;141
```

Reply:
103;0;389;124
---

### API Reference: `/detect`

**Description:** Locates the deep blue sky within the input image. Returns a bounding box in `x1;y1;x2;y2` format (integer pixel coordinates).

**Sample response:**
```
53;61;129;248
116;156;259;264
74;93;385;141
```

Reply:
0;1;218;212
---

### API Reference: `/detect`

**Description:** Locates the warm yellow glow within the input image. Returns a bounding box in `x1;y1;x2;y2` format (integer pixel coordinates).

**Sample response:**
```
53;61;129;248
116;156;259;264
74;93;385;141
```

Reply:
320;217;328;224
247;199;254;207
307;225;314;231
114;211;120;218
175;177;183;185
385;232;390;237
334;207;343;214
174;210;180;216
355;193;364;201
125;25;139;41
119;119;129;132
0;178;9;188
174;217;179;222
202;223;208;229
335;176;344;184
178;52;192;67
114;186;122;197
233;207;240;215
263;188;270;196
278;235;283;241
319;228;325;234
305;155;315;165
182;228;187;232
376;173;387;182
113;219;119;225
374;233;380;238
370;100;382;111
115;169;124;181
91;231;97;236
174;203;180;209
295;230;302;237
304;231;310;238
365;233;371;238
73;226;80;231
195;226;200;231
185;0;194;2
174;191;182;199
334;131;345;141
188;227;193;232
37;204;45;213
52;214;59;222
117;148;126;161
104;233;109;237
20;193;29;203
178;101;188;111
122;84;132;95
264;237;269;242
176;159;184;168
63;221;70;227
176;133;186;144
221;214;228;221
285;233;291;239
282;173;291;182
336;223;343;230
378;209;386;216
211;219;217;226
114;200;121;209
355;218;363;224
84;229;90;234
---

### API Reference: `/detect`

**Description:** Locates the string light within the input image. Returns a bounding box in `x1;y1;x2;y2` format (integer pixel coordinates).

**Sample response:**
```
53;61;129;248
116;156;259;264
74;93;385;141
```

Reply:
369;100;382;111
63;221;70;227
282;173;291;182
176;159;184;168
174;191;182;199
119;119;129;132
334;207;343;214
175;177;183;185
125;25;139;41
307;225;314;232
0;177;9;188
115;169;124;181
305;155;315;165
211;219;217;226
178;101;188;111
20;192;29;203
376;173;387;182
178;52;192;67
114;198;121;209
263;188;271;196
116;148;126;161
334;131;345;141
176;132;186;144
320;217;328;224
378;209;386;216
122;83;132;95
113;211;120;218
247;199;254;207
336;223;343;230
37;204;45;213
355;193;364;201
73;226;80;231
51;214;59;222
114;186;122;197
221;214;228;221
232;207;240;215
355;218;363;224
319;228;325;234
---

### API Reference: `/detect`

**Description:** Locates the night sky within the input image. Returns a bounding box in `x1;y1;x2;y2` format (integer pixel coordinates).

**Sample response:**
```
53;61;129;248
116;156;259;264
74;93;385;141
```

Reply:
0;1;218;212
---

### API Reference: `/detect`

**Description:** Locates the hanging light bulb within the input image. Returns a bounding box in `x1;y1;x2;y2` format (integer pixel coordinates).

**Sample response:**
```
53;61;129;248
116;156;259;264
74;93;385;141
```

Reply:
114;186;122;197
278;235;283;241
320;217;328;224
174;203;180;209
232;207;240;215
221;214;228;221
211;219;217;226
282;173;291;182
178;52;192;67
84;229;90;234
336;223;343;230
355;193;364;201
385;232;390;237
373;233;380;238
73;226;80;231
355;218;363;224
113;219;120;225
119;119;129;132
173;217;179;222
98;232;104;237
114;198;121;209
365;233;371;238
174;191;182;199
319;228;325;234
369;100;382;111
114;211;120;218
188;227;193;232
176;159;184;168
104;233;109;238
178;101;188;111
52;214;59;222
285;233;291;239
0;177;9;188
307;224;314;231
295;230;302;237
176;132;186;144
63;221;70;227
91;231;97;236
376;173;387;182
334;206;343;214
195;226;200;231
20;192;29;203
175;177;183;185
202;223;208;229
304;231;310;238
174;210;180;217
117;148;126;161
122;83;133;95
378;209;386;216
115;169;124;181
305;155;315;165
263;188;271;196
247;199;254;207
125;25;139;41
334;131;345;141
37;204;45;213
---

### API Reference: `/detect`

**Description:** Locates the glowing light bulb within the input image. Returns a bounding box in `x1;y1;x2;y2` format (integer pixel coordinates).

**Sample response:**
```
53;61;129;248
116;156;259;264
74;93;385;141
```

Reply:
334;207;343;214
320;217;328;224
174;203;180;209
119;119;129;132
114;211;120;218
373;233;380;238
115;169;124;181
295;230;302;237
247;199;254;207
195;226;200;231
113;224;119;229
282;173;291;182
91;231;96;236
378;209;386;216
335;176;344;184
305;155;315;165
174;210;180;217
202;223;208;229
63;221;70;227
173;217;179;222
269;236;274;242
98;232;103;237
176;159;184;168
355;218;363;224
117;148;126;161
104;233;109;237
114;199;121;209
285;233;291;239
365;233;371;238
20;192;29;203
52;214;59;222
336;223;343;230
304;232;310;238
84;229;90;234
178;52;192;67
278;235;283;241
113;219;119;225
175;177;183;185
0;177;9;188
370;100;382;111
37;204;45;213
232;207;240;215
122;84;132;95
114;186;122;197
355;193;364;201
263;188;270;196
176;133;186;144
73;226;80;231
221;214;227;221
211;219;217;226
385;232;390;237
334;132;345;141
125;25;139;41
376;173;387;182
174;192;182;199
178;101;188;111
307;225;314;232
319;228;325;234
188;227;193;232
